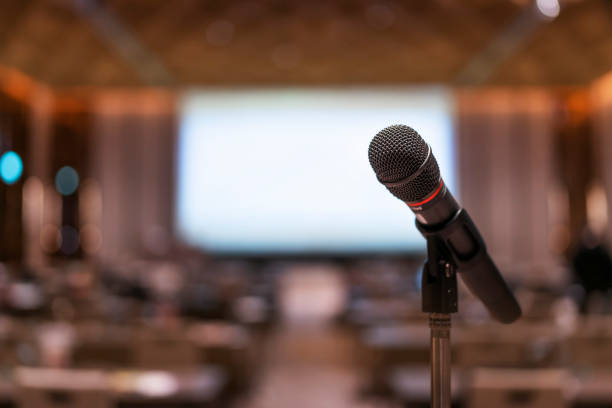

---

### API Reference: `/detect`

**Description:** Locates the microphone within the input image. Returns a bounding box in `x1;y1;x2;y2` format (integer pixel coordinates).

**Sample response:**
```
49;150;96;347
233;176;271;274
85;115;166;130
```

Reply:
368;124;521;323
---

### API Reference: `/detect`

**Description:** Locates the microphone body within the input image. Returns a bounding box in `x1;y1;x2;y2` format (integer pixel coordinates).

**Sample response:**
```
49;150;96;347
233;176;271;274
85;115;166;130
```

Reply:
411;181;460;227
368;125;521;324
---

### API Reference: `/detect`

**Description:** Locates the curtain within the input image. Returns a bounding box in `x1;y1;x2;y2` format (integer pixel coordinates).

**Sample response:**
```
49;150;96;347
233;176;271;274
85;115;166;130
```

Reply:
455;89;561;285
91;91;176;261
592;73;612;247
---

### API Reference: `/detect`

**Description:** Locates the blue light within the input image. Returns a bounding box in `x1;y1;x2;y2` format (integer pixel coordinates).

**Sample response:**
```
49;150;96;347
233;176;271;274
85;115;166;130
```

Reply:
0;151;23;185
55;166;79;196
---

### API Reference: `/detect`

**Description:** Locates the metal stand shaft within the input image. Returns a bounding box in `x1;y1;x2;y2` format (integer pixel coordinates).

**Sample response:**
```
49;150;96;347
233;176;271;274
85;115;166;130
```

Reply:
421;236;457;408
430;313;451;408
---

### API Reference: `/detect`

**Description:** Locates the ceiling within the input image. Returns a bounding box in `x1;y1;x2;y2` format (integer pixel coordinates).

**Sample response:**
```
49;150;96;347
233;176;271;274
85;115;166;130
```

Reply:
1;0;611;87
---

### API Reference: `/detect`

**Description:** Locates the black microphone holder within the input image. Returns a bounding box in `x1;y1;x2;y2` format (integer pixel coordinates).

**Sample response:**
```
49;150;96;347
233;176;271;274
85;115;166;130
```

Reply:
416;208;521;407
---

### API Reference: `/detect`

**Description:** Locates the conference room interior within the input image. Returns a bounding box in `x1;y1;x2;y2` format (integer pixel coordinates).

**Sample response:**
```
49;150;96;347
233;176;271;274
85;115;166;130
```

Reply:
2;0;612;407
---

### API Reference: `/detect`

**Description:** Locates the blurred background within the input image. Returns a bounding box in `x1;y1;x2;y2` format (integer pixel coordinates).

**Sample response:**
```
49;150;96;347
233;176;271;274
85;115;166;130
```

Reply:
0;0;612;407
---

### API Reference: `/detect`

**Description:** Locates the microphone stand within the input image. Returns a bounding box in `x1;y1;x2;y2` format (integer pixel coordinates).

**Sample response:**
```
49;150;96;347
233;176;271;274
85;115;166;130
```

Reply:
421;235;457;408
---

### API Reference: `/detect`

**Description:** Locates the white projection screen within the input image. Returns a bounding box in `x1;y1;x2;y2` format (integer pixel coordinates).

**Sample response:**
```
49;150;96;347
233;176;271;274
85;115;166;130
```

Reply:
176;88;455;255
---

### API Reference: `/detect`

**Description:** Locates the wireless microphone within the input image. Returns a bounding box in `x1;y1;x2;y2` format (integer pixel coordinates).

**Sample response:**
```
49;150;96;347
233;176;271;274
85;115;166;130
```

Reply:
368;124;521;323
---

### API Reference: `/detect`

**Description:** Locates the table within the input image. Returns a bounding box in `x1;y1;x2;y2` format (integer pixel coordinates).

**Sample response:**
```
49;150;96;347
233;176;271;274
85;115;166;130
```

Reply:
0;366;227;407
389;366;612;407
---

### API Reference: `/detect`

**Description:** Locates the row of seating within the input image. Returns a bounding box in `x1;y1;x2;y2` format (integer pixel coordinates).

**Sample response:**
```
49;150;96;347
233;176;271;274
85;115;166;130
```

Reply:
0;319;261;407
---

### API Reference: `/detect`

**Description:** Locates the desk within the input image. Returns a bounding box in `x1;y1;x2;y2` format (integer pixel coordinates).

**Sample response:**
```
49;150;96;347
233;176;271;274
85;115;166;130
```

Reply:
574;369;612;405
0;367;226;408
389;366;464;405
389;366;612;407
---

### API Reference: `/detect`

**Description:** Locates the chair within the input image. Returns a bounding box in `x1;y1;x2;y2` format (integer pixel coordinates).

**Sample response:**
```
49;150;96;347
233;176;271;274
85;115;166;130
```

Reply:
568;317;612;368
133;327;201;369
456;323;560;368
72;323;132;368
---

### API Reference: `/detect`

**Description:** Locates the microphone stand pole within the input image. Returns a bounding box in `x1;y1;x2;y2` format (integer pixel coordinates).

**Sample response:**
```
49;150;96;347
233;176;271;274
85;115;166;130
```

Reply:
421;236;457;408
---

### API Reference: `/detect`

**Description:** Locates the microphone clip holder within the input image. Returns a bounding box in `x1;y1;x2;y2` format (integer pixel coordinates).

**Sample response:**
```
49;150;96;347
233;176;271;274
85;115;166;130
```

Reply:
421;234;458;315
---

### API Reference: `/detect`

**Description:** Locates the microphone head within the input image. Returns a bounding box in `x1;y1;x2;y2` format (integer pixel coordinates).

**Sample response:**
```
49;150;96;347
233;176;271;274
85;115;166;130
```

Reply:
368;125;441;204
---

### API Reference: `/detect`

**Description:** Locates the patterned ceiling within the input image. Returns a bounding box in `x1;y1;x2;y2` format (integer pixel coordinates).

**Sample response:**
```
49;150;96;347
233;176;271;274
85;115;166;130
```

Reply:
0;0;611;87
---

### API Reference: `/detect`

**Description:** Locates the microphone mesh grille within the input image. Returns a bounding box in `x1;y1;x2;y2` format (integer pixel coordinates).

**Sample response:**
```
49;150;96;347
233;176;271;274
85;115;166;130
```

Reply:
368;125;441;203
386;156;440;203
368;125;429;183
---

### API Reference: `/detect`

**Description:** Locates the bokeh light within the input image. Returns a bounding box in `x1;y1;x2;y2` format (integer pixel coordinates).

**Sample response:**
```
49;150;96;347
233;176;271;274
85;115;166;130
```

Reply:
536;0;560;18
135;372;179;397
60;225;80;255
55;166;80;196
0;151;23;185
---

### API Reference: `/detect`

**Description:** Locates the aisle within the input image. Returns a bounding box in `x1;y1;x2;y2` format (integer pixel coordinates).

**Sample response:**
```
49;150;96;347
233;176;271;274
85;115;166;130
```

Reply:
245;326;395;408
245;266;397;408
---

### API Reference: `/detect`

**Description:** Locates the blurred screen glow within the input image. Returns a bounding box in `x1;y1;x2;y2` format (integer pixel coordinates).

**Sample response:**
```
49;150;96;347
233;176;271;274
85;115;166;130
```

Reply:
177;88;455;254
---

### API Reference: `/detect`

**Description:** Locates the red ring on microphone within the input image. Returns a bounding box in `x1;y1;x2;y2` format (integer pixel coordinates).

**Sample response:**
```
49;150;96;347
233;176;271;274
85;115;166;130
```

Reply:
408;180;444;207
